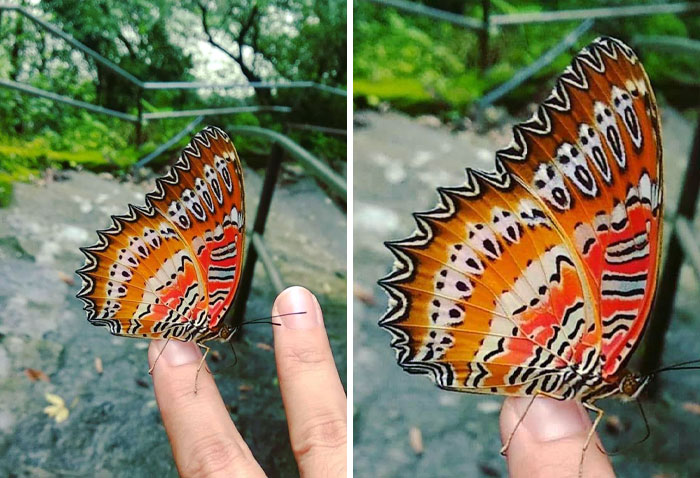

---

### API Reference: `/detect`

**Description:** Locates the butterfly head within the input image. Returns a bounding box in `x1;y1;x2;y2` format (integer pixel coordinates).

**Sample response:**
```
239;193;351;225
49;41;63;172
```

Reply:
218;323;241;342
618;372;652;401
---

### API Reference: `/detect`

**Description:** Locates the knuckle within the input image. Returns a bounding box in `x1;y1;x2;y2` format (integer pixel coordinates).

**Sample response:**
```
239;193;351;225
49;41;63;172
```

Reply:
180;433;248;478
280;344;329;374
292;410;347;461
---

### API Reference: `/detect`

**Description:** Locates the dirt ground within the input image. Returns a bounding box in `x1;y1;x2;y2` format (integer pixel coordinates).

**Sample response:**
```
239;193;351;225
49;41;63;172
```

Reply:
0;162;346;478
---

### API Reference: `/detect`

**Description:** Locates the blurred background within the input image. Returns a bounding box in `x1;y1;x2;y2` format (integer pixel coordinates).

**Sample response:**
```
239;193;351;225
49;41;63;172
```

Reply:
0;1;346;477
354;1;700;477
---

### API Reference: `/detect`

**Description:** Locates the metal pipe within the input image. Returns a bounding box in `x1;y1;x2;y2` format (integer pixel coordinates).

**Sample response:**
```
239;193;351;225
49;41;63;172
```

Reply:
251;233;286;292
632;35;700;54
228;125;347;200
228;144;285;327
286;123;347;136
676;217;700;281
476;19;594;109
362;0;484;30
142;105;291;120
0;78;138;122
491;2;700;26
142;80;346;97
134;115;205;169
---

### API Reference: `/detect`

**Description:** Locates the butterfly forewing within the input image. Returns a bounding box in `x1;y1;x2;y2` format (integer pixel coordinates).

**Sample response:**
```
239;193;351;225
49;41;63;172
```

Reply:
380;37;662;398
77;126;246;343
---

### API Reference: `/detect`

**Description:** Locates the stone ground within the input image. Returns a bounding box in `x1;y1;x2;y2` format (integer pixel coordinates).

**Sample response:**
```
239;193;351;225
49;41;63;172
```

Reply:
0;162;346;477
353;108;700;478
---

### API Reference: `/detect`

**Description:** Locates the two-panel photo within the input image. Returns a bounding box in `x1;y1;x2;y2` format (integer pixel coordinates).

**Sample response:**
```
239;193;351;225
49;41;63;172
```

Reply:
0;1;699;477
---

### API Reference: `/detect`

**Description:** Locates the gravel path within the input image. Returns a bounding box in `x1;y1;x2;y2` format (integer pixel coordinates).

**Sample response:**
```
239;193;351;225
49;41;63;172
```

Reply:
0;163;346;478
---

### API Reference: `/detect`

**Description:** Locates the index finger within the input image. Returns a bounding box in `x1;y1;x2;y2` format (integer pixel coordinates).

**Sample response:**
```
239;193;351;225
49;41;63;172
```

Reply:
271;287;347;477
149;339;266;478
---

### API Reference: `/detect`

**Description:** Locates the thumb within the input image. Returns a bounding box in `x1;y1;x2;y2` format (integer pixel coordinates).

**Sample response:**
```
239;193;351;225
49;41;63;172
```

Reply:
499;397;615;478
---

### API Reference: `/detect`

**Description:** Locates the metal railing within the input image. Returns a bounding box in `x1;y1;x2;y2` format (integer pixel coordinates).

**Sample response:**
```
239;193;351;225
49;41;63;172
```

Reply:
0;4;346;148
223;126;347;327
361;0;700;108
363;0;700;30
475;19;594;109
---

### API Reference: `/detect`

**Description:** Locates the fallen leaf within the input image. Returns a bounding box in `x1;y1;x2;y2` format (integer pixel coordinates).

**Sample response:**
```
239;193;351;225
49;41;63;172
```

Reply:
210;350;222;362
135;378;149;388
682;402;700;415
256;342;273;352
44;393;69;423
94;357;103;374
478;463;500;477
239;384;253;392
57;271;75;286
25;368;50;382
408;426;423;455
354;283;376;306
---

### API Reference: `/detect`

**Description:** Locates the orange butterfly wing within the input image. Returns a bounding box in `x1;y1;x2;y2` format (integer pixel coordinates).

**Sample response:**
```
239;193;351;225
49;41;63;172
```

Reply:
379;37;662;398
77;126;246;343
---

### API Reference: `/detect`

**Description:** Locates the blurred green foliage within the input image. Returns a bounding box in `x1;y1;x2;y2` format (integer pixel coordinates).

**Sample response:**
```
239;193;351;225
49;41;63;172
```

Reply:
354;0;700;116
0;0;346;207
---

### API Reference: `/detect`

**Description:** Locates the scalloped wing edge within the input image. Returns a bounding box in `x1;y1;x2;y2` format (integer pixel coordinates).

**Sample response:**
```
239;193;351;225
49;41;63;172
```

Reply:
377;36;642;385
76;125;231;325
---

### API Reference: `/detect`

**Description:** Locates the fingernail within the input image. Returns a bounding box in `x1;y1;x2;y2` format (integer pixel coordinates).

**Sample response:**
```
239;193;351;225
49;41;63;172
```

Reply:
272;286;322;330
154;339;202;367
513;397;589;442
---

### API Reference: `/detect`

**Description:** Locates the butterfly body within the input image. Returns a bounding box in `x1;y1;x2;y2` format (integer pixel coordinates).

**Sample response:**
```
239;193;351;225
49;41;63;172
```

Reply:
379;37;663;404
77;126;246;345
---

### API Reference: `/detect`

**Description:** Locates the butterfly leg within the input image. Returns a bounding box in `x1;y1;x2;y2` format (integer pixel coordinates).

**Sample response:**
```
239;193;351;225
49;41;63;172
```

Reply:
579;401;605;478
194;343;211;395
148;338;171;375
500;391;565;456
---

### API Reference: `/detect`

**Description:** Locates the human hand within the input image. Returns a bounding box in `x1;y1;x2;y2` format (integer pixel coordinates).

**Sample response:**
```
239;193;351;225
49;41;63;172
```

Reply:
500;397;615;477
148;286;347;478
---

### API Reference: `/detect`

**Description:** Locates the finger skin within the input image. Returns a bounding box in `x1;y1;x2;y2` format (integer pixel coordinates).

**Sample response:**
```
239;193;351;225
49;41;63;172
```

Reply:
272;286;347;478
500;397;615;478
149;340;266;478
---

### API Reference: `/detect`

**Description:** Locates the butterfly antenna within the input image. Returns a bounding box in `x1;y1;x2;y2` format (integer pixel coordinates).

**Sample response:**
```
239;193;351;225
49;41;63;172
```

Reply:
239;311;306;327
604;398;651;456
228;340;238;367
650;358;700;374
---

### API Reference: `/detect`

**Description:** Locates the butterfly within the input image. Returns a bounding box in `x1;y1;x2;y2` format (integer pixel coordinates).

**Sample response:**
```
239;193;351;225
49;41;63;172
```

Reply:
378;36;663;465
76;126;246;348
